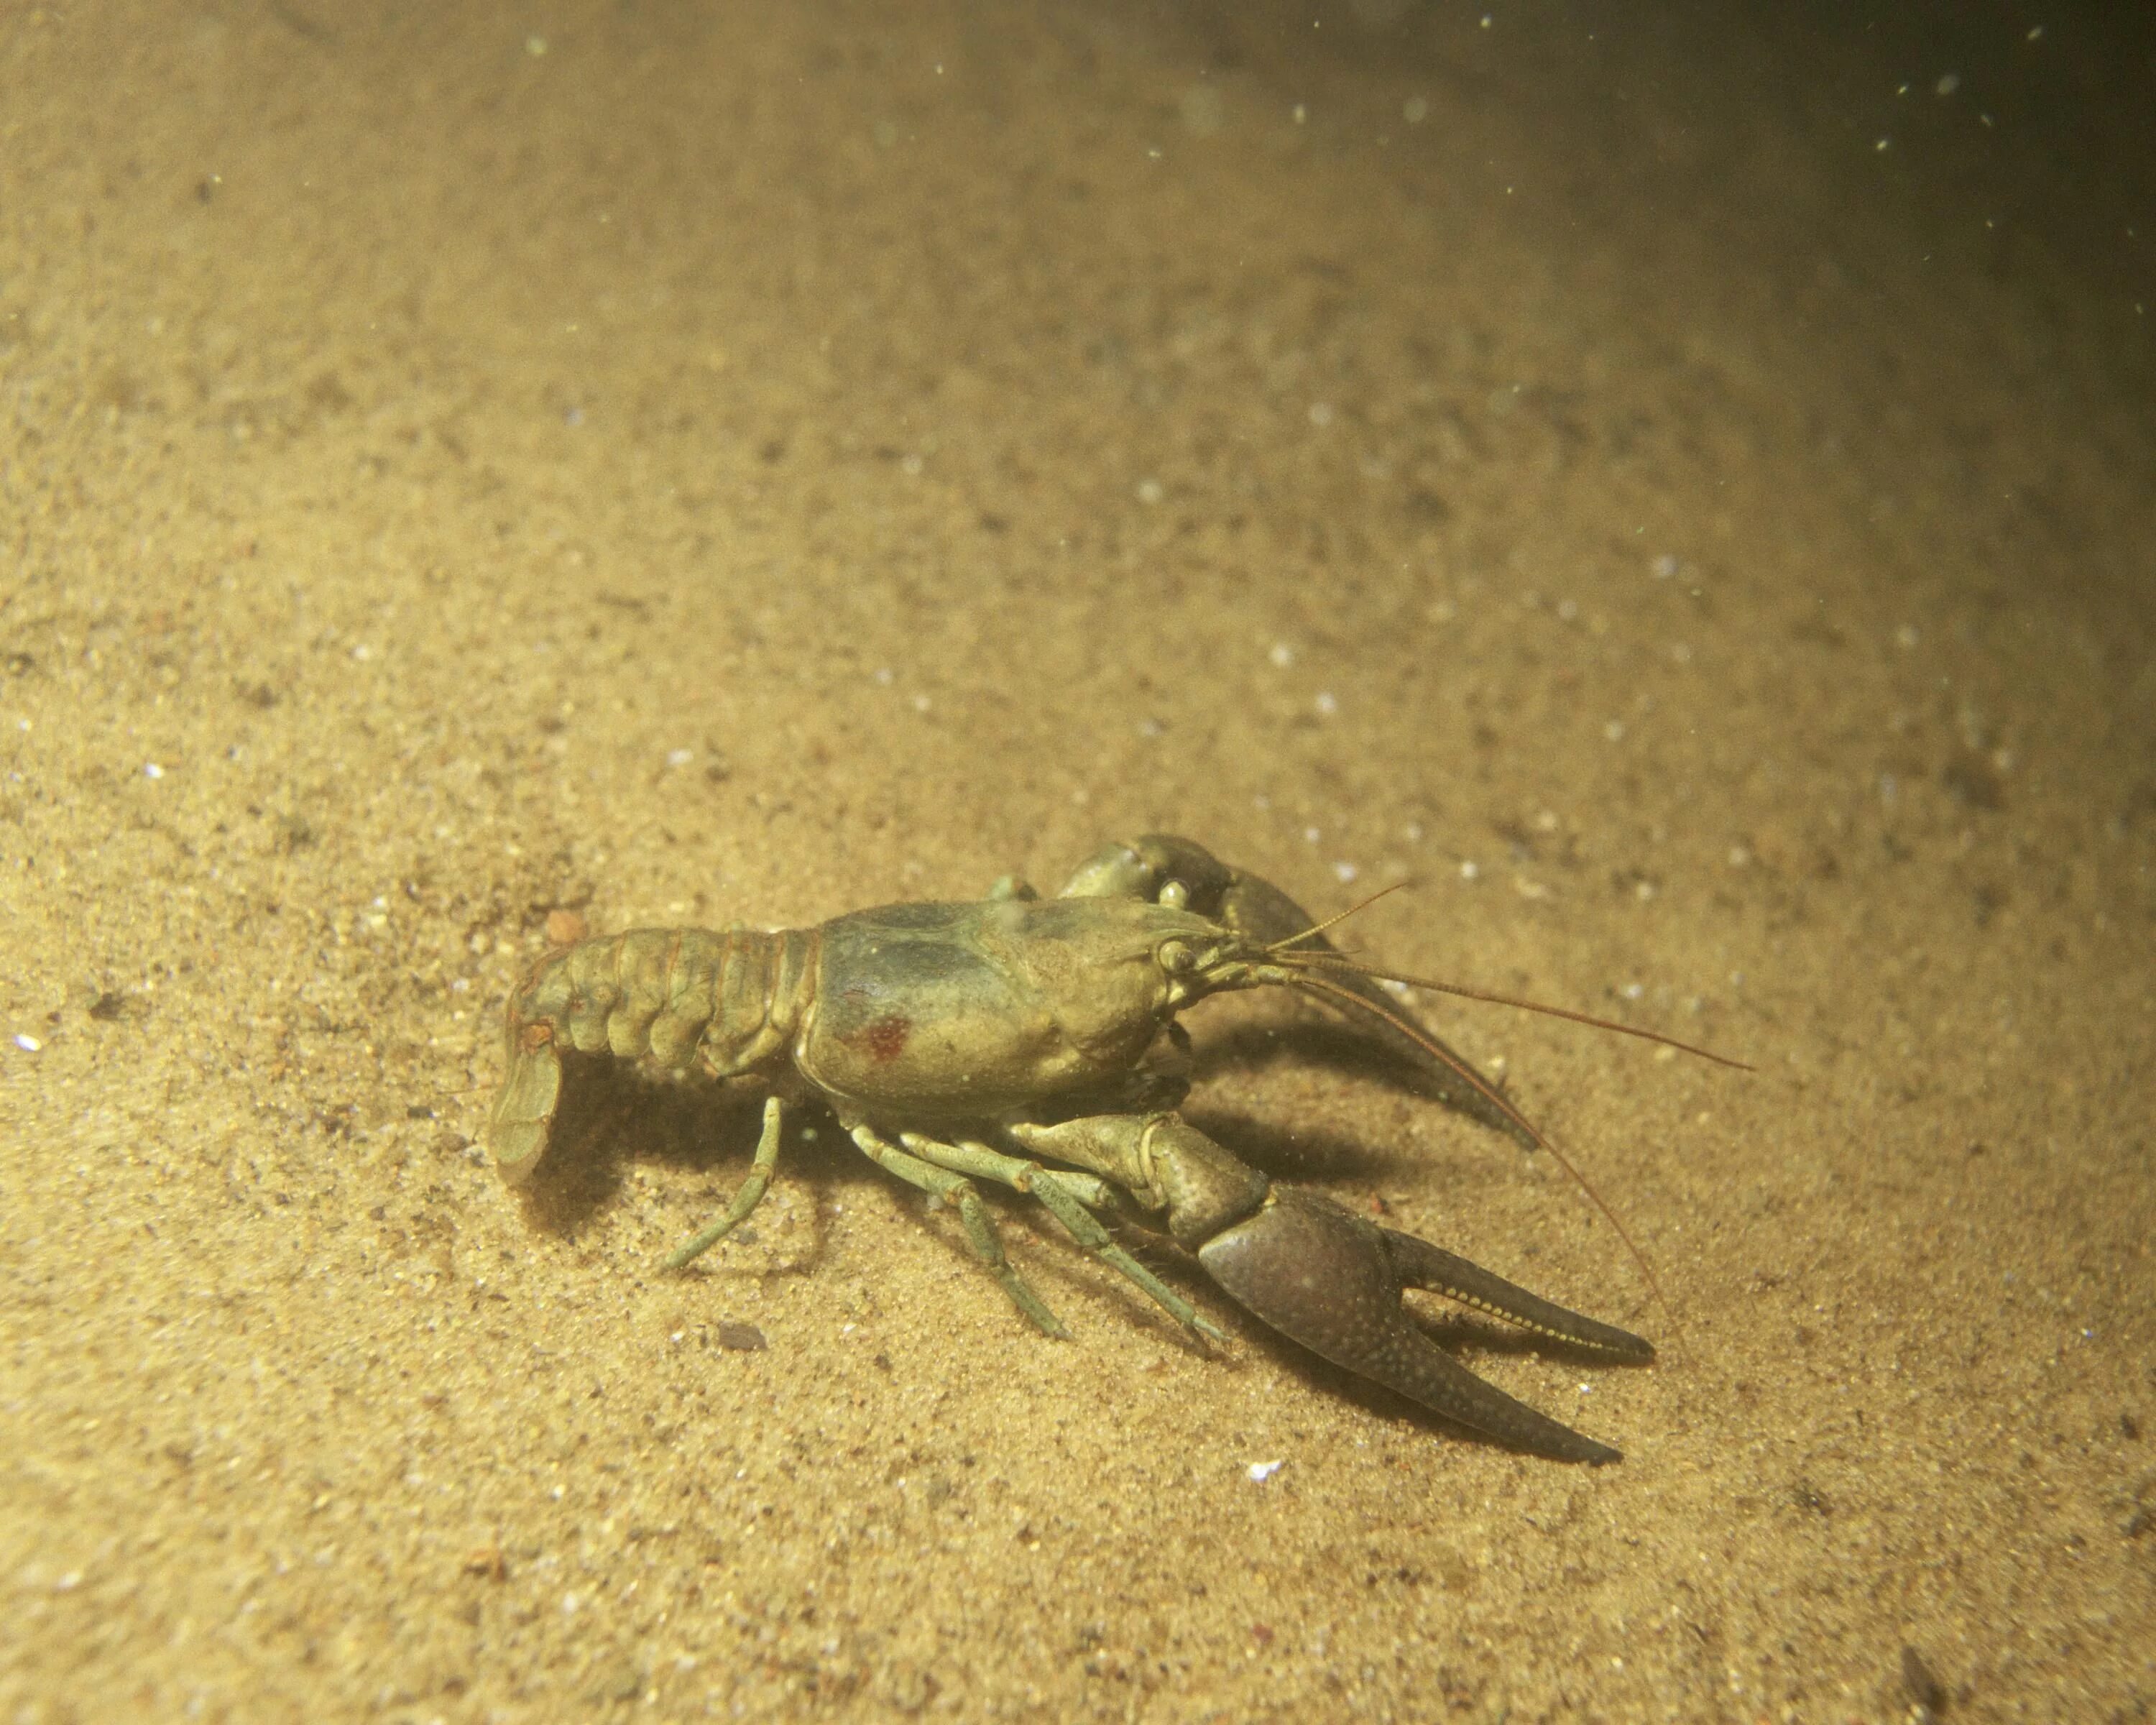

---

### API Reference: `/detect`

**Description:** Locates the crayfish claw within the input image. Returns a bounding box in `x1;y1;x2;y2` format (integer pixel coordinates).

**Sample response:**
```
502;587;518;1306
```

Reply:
1057;833;1237;911
1197;1186;1635;1463
1376;1224;1653;1362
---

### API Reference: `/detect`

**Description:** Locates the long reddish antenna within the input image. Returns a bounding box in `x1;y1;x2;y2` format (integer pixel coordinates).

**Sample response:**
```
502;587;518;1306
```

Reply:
1284;967;1671;1316
1280;949;1753;1071
1267;880;1413;949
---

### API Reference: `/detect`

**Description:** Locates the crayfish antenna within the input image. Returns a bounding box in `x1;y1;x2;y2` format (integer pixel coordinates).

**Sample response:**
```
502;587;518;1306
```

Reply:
1282;969;1671;1321
1264;879;1414;950
1258;889;1750;1322
1276;948;1753;1072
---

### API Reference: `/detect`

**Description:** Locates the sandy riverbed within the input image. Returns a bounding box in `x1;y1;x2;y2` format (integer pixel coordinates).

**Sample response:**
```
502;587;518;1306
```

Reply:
3;4;2152;1719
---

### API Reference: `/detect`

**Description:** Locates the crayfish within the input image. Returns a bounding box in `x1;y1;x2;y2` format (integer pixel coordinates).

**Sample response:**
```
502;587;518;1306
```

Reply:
489;834;1738;1462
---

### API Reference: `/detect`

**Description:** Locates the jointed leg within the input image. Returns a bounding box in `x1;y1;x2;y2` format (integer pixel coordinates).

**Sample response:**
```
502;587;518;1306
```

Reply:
666;1095;787;1269
849;1125;1067;1338
898;1131;1227;1343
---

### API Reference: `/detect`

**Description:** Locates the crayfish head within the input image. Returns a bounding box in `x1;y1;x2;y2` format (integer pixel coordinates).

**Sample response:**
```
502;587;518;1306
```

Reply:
1148;922;1290;1010
980;898;1268;1035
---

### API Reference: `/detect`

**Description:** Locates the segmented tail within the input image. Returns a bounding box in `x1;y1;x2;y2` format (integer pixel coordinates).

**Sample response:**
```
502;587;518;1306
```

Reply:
487;926;813;1183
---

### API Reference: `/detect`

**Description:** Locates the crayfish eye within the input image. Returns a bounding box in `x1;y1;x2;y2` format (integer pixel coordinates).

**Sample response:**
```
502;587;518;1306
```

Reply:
1156;939;1197;975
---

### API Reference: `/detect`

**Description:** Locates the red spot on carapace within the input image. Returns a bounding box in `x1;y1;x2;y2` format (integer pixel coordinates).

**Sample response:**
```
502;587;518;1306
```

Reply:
862;1013;911;1063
